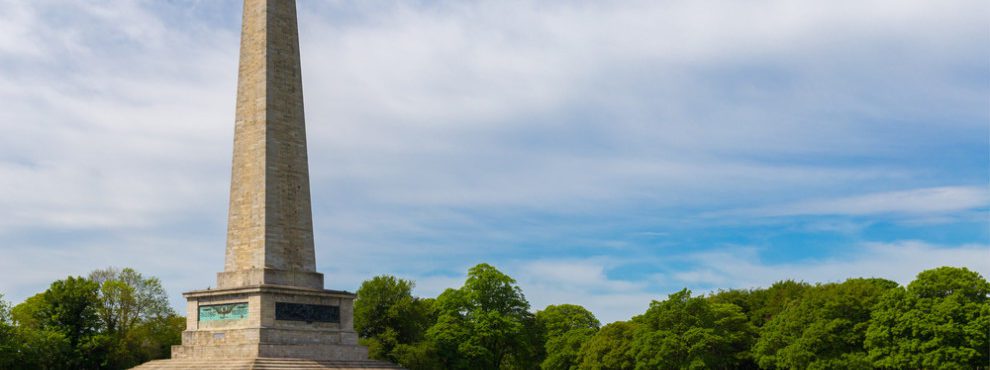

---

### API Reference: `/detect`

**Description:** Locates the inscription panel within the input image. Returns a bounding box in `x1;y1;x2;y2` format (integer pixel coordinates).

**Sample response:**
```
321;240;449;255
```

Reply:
199;302;249;321
275;302;339;323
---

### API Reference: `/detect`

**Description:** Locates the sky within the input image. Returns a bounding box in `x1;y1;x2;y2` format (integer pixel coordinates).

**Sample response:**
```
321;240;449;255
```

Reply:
0;0;987;324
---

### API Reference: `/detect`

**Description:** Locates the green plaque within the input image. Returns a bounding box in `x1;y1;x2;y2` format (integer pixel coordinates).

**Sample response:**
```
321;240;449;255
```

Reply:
199;302;248;321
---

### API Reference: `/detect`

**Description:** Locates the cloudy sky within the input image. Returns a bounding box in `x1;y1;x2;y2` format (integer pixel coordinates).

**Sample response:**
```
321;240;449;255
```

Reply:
0;0;987;323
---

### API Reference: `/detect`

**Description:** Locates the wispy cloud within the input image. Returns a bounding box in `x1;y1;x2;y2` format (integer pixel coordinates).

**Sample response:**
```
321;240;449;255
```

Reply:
715;186;990;219
674;241;990;290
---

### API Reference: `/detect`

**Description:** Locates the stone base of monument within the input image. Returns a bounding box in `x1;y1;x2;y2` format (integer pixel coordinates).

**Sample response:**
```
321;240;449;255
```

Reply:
131;357;403;370
130;284;403;369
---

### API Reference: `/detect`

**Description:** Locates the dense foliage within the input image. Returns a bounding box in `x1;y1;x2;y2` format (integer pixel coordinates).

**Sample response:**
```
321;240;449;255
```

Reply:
355;265;989;370
0;268;184;370
426;263;541;369
354;275;434;363
632;289;755;369
752;278;898;369
2;265;987;369
865;267;990;369
536;304;600;370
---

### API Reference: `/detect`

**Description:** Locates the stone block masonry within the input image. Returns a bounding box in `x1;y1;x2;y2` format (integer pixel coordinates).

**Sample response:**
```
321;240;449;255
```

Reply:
131;0;402;368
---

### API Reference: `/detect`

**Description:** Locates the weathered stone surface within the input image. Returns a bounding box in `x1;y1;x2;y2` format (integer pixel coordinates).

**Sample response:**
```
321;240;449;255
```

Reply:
223;0;320;289
171;284;367;360
131;358;403;370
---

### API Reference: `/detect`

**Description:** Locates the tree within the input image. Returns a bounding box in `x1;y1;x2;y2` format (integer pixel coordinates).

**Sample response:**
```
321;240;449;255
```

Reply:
8;269;182;370
11;325;73;370
122;314;185;363
10;293;45;329
537;304;601;339
744;280;811;328
88;267;177;368
630;289;755;369
753;278;898;369
0;293;18;370
354;275;434;363
392;340;445;370
866;267;990;369
7;292;76;370
544;327;597;370
576;321;638;370
427;263;539;370
537;304;600;370
89;267;173;336
11;277;107;369
43;277;101;348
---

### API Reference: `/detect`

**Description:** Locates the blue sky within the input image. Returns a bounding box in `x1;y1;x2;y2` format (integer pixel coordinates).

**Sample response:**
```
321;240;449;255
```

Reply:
0;0;987;323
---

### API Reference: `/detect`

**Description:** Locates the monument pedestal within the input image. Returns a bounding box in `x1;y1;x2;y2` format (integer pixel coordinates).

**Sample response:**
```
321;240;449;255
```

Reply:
172;285;368;361
134;284;400;369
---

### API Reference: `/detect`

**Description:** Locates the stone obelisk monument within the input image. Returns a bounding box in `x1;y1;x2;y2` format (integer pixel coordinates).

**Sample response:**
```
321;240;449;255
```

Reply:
135;1;399;368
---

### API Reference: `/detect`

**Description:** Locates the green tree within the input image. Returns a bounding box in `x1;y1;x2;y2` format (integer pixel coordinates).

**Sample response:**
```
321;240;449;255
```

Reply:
120;314;185;366
427;263;539;370
392;340;445;370
13;276;108;369
354;275;435;363
866;267;990;369
11;293;45;329
630;289;754;369
8;292;76;370
537;304;600;370
8;269;182;370
43;277;101;348
756;280;811;326
0;293;17;370
89;267;177;368
90;268;173;334
11;325;73;370
753;278;898;369
544;327;597;370
537;304;600;339
576;321;638;370
709;280;811;335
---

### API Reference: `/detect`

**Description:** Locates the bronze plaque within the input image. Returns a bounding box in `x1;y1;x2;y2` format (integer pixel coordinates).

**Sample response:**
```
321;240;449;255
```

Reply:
275;302;339;323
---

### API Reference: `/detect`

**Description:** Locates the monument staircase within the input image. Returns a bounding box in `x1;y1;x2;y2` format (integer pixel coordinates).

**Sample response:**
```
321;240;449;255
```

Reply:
134;358;401;370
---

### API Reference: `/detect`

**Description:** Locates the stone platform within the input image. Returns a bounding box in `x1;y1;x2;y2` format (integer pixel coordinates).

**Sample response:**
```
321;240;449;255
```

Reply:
131;357;402;370
174;285;368;361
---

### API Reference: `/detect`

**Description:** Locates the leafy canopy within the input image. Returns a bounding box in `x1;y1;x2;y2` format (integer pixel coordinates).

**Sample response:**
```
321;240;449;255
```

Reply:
631;289;755;370
428;263;539;370
537;304;601;339
576;320;638;370
3;268;182;370
866;267;990;369
354;275;434;363
537;304;600;370
753;278;898;370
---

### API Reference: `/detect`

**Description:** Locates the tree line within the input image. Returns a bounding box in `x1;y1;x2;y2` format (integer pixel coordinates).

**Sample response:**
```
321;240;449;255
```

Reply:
354;264;989;370
0;268;183;370
0;265;986;369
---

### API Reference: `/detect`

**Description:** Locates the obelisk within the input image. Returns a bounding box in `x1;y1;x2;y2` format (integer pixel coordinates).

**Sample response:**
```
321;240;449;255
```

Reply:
219;0;322;291
133;1;399;368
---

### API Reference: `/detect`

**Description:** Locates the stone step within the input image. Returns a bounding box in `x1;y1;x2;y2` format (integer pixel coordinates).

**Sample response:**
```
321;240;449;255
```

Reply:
131;358;404;370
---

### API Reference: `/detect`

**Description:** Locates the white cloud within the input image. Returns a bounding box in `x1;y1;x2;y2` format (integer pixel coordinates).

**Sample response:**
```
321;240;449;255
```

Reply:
514;259;657;323
675;241;990;290
716;186;990;219
520;259;645;293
